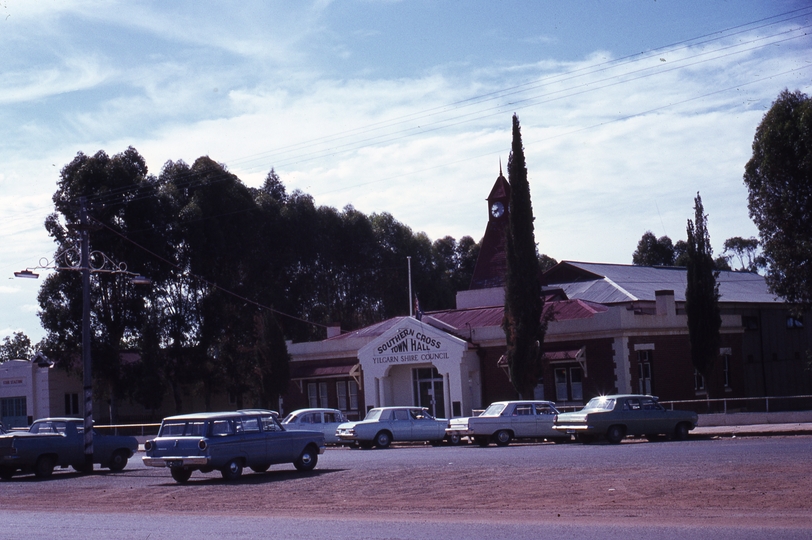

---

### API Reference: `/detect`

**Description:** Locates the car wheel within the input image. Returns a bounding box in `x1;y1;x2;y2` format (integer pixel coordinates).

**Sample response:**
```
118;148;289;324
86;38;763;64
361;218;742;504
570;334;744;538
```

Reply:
294;445;319;472
474;436;490;447
448;433;463;445
221;459;243;481
0;466;14;480
170;468;193;483
250;464;270;473
107;449;129;472
34;455;56;478
374;431;392;449
494;430;512;447
673;422;690;441
605;425;626;444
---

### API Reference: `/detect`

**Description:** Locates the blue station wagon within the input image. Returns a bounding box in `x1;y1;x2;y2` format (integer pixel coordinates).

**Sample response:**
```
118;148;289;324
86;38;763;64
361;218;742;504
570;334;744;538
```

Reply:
143;410;325;483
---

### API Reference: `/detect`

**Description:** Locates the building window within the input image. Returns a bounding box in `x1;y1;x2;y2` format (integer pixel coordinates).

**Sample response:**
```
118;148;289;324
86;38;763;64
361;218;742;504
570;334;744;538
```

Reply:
742;316;759;331
694;369;705;391
554;368;567;401
570;367;583;401
65;393;80;416
307;383;318;408
348;380;359;410
787;316;804;329
723;355;731;388
336;381;347;410
637;350;652;395
319;382;329;408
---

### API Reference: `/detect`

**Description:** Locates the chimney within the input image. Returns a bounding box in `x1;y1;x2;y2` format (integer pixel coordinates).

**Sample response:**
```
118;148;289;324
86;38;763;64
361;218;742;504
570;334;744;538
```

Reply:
326;324;342;339
655;290;675;316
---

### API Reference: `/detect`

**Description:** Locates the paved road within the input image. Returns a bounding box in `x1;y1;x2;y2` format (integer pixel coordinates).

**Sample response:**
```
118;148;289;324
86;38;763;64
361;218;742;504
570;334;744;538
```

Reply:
1;435;810;539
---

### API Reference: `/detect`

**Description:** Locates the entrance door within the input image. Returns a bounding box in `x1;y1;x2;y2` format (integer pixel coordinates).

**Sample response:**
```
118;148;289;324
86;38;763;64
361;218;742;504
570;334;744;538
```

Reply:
413;367;445;418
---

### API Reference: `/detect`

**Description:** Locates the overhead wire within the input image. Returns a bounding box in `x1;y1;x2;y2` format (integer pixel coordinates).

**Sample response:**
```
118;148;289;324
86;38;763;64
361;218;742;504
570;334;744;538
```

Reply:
14;7;812;325
77;8;812;212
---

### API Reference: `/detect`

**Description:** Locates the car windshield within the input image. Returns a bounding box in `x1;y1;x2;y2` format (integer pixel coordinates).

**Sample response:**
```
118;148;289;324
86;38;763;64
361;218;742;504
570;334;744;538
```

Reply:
582;397;616;411
481;403;507;416
364;409;383;421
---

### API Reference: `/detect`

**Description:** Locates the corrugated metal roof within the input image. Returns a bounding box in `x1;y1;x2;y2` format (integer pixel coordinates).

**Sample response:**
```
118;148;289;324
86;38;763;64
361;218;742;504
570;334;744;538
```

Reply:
325;317;407;341
425;298;607;331
544;261;781;304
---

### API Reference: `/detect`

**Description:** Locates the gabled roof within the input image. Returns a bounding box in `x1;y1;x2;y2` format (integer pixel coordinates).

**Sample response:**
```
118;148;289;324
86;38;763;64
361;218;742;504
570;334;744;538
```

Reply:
542;261;782;304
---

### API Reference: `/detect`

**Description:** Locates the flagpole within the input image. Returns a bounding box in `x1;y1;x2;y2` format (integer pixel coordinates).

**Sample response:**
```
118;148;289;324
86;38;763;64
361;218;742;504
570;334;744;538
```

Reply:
407;256;413;317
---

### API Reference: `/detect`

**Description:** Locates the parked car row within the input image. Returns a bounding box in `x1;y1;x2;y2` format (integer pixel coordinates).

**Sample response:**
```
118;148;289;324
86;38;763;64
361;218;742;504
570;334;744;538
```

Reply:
0;394;697;482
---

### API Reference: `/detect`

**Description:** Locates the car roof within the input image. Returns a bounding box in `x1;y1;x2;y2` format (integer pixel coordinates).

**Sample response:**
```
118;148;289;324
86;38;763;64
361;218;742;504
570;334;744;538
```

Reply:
286;408;341;414
162;411;275;421
33;417;83;423
489;401;557;406
370;406;426;411
589;394;659;400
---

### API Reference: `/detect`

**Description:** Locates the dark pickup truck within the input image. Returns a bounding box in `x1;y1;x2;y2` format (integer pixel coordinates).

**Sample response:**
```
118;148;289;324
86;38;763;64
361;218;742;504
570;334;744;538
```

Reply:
0;417;138;479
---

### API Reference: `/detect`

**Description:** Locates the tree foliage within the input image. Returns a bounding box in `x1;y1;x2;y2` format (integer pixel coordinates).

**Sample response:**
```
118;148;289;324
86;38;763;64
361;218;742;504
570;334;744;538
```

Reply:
723;237;765;273
685;193;721;381
743;89;812;306
36;147;480;418
502;114;546;399
632;231;675;266
0;332;35;363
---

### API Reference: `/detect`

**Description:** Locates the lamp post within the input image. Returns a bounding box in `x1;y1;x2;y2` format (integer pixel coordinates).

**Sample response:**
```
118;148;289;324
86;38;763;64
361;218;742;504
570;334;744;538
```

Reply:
15;197;150;472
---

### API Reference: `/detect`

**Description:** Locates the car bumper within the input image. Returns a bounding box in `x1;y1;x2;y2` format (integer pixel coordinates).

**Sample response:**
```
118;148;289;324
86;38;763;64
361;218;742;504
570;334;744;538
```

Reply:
553;424;592;433
445;428;474;436
142;456;209;468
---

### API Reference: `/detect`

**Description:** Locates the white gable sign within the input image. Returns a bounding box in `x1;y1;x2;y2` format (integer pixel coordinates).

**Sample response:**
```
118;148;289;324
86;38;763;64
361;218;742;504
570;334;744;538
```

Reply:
359;317;466;377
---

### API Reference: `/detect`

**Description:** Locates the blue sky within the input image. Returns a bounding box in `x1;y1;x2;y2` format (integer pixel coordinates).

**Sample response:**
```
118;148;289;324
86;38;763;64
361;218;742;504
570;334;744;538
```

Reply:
2;0;811;344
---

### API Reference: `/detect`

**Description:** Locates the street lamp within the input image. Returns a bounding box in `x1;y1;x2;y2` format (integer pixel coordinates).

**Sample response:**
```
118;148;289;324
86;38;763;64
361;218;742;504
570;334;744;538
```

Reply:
14;197;150;471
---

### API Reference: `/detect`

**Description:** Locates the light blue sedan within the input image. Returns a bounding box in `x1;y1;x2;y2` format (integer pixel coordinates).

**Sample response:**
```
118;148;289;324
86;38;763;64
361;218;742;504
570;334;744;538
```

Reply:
335;406;448;449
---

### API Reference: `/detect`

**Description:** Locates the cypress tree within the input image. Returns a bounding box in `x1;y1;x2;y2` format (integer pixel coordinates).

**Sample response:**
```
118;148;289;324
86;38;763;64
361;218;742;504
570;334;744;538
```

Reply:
502;114;546;399
685;193;721;387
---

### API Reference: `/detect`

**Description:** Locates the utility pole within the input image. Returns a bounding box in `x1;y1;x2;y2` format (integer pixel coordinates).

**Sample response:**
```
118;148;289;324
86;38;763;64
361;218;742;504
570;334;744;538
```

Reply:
80;197;94;470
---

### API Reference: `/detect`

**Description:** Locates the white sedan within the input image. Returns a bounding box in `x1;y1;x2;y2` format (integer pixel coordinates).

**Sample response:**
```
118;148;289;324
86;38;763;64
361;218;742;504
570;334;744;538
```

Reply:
282;408;347;444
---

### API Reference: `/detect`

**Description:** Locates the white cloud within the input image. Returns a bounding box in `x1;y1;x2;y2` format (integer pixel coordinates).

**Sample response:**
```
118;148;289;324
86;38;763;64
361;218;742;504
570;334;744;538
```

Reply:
2;2;811;340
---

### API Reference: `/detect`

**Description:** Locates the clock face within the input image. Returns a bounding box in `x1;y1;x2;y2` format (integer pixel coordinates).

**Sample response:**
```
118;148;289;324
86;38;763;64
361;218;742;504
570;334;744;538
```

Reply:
491;201;504;218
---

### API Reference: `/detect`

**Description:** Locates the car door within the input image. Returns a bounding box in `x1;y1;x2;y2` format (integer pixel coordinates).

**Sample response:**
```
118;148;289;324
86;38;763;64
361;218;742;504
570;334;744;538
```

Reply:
322;411;345;443
235;416;265;468
640;397;672;434
390;409;413;440
619;398;645;435
209;417;243;466
409;409;442;440
261;414;296;464
533;403;558;438
509;403;537;437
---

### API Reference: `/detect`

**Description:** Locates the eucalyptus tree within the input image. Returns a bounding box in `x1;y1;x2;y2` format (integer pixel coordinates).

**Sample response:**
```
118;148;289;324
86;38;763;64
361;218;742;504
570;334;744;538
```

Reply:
39;147;162;419
0;332;35;362
632;231;676;266
744;89;812;306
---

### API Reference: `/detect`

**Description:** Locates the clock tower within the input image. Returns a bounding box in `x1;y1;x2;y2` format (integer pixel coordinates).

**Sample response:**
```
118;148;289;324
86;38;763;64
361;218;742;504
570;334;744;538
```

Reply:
469;165;511;290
